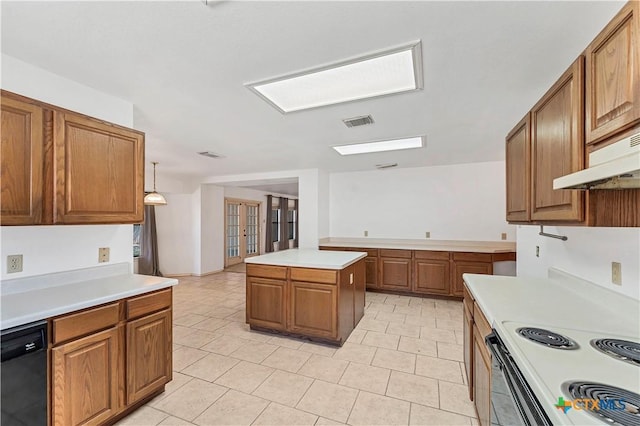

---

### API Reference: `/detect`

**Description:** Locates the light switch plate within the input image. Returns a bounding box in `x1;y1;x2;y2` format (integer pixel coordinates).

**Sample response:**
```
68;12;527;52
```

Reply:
612;262;622;285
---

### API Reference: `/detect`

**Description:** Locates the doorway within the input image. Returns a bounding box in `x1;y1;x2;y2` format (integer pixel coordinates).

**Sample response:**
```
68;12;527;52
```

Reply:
225;198;260;267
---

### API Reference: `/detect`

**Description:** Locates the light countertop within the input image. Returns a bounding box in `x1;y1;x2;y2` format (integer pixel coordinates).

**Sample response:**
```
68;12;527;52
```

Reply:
1;263;178;330
319;238;516;253
245;248;366;270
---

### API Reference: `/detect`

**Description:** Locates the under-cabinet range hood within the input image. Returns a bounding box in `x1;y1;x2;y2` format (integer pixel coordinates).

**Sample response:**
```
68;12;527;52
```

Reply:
553;131;640;190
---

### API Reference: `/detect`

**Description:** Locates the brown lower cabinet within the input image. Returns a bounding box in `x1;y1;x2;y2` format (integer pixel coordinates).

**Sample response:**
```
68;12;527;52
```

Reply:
246;260;365;345
50;288;172;426
320;246;513;298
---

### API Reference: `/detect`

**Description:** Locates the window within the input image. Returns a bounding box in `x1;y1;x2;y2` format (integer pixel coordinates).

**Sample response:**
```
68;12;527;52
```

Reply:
288;209;296;240
271;208;280;243
133;224;142;257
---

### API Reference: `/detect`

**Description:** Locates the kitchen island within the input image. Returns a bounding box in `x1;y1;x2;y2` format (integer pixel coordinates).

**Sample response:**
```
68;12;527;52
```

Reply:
245;249;366;345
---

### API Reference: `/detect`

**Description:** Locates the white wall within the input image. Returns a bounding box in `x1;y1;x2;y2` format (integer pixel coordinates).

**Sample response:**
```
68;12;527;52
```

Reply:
155;194;195;276
200;185;225;275
517;225;640;300
330;161;514;241
318;169;330;239
0;54;135;280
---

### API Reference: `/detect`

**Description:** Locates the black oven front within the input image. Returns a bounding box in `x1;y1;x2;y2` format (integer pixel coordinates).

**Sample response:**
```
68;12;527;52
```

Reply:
486;331;552;426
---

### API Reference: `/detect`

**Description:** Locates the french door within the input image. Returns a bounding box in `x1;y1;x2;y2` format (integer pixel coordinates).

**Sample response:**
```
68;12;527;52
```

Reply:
225;199;260;267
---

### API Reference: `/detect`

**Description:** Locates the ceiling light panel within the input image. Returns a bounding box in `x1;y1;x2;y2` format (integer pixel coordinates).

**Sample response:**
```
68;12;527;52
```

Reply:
333;136;424;156
248;42;422;113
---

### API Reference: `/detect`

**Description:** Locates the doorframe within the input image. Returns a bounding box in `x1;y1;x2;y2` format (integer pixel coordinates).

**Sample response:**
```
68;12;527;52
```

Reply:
224;197;262;268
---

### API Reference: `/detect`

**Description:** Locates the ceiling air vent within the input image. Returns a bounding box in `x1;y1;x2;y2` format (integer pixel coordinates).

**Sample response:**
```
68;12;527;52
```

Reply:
343;115;374;128
198;151;224;159
375;163;398;169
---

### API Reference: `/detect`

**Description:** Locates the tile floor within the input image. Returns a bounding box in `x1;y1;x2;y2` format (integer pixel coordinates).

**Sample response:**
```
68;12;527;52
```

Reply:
116;271;478;426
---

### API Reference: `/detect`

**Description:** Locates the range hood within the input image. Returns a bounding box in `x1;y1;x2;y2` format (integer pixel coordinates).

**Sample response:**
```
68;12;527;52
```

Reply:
553;132;640;190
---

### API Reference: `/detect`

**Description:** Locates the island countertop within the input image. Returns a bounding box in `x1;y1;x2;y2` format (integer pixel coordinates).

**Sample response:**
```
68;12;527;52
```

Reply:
245;248;366;270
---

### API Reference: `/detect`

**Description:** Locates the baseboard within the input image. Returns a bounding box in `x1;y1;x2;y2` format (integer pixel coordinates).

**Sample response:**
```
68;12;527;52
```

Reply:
163;273;192;278
193;269;224;277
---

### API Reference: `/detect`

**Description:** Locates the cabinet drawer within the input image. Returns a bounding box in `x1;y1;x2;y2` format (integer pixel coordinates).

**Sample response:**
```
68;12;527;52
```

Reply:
414;250;450;260
126;288;172;320
52;302;119;344
290;268;337;284
474;302;492;340
380;249;412;259
453;252;492;263
246;264;287;280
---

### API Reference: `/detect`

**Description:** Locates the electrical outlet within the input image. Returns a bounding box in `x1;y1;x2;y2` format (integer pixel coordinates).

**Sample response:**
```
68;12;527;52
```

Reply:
364;230;368;237
98;247;110;263
7;255;23;273
501;233;507;240
425;231;431;238
612;262;622;285
535;246;540;258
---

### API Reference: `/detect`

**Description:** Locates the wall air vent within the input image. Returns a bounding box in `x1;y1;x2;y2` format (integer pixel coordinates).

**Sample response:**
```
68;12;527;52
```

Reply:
343;115;374;128
375;163;398;169
631;134;640;147
198;151;224;159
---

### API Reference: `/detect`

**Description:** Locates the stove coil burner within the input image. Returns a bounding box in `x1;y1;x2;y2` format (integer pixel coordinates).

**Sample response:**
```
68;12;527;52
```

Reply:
563;381;640;426
591;339;640;366
516;327;578;349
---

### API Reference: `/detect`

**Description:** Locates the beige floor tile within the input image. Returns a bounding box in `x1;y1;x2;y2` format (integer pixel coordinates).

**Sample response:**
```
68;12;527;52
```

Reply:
149;372;194;407
173;347;209;371
409;403;472;425
295;380;358;423
437;342;464;362
252;403;318;425
115;406;168;425
333;342;377;365
404;315;436;327
415;355;463;383
158;415;195;425
252;369;314;407
383;296;411;307
200;334;248;355
376;311;407;323
173;329;219;349
356;318;389;333
203;306;238;319
193;389;268;425
261;346;312;373
299;341;338;357
229;340;278;363
397;336;437;357
152;378;227;421
338;362;391;394
420;327;457;343
347;391;410;425
315;417;346;425
191;317;230;332
439;381;477;417
298;354;349;383
267;334;304;349
393;305;423;316
386;322;422;338
372;348;416;373
366;302;396;313
386;370;439;408
436;318;463;331
224;309;245;322
346;328;367;344
173;325;197;340
362;330;400;349
214;360;274;393
455;329;465;345
181;352;240;381
174;313;209;327
470;415;480;425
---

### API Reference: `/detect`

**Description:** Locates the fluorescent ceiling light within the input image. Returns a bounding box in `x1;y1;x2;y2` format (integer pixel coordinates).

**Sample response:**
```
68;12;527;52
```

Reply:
333;136;424;156
247;42;422;113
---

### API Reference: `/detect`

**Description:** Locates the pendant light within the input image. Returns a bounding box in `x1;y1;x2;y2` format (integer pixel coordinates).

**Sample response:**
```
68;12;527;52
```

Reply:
144;161;167;206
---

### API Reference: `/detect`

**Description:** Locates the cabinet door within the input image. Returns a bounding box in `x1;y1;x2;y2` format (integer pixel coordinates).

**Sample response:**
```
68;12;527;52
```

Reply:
414;259;450;295
353;260;366;327
505;114;531;222
52;327;120;426
247;277;287;331
364;256;379;289
473;325;492;426
531;57;584;221
463;300;474;401
126;309;172;405
290;281;337;339
452;262;492;297
379;257;412;291
585;1;640;144
0;96;44;225
53;111;144;224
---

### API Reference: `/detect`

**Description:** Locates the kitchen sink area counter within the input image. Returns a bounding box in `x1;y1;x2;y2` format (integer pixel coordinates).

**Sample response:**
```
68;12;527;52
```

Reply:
319;237;516;253
245;249;366;345
463;270;640;426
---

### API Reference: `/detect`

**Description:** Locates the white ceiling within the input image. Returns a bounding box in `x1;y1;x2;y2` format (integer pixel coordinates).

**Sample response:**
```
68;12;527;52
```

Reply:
1;1;625;179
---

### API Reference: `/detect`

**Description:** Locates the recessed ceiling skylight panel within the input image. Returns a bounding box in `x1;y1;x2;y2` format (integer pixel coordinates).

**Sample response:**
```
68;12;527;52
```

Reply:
248;42;422;113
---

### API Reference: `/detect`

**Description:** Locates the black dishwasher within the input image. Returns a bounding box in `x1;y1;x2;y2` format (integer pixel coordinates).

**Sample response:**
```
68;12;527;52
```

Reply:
1;320;48;426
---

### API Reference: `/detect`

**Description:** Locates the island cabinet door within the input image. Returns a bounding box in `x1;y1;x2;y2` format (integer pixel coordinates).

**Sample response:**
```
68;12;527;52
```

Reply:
247;277;287;331
290;281;337;339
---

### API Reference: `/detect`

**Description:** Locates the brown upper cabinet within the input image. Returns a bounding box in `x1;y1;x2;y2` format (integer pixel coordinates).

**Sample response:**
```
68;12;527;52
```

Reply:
505;114;531;222
0;90;145;225
585;1;640;145
530;57;584;222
